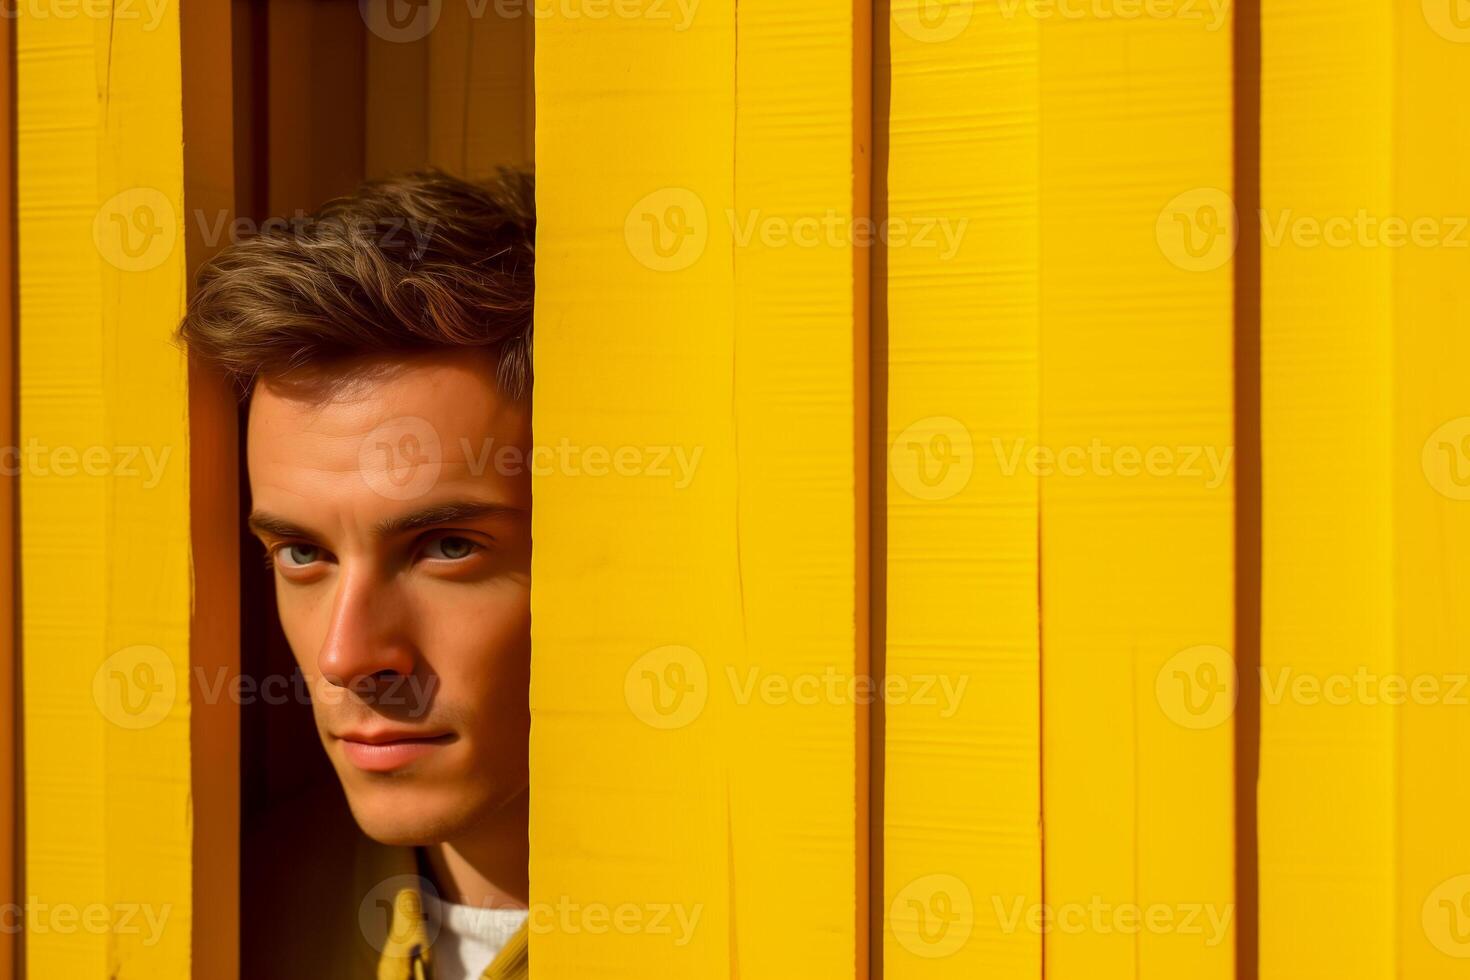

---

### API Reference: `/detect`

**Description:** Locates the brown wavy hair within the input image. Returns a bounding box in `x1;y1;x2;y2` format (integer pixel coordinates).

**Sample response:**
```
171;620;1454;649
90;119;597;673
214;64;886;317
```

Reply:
177;168;534;398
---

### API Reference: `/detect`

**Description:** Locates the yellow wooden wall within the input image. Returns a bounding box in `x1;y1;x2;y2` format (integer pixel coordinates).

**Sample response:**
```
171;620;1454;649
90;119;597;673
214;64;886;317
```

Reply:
878;1;1041;977
7;0;1470;977
364;0;534;181
1258;2;1396;973
1260;2;1470;978
534;2;1470;979
17;1;194;977
1037;6;1236;979
1392;4;1470;974
532;1;868;976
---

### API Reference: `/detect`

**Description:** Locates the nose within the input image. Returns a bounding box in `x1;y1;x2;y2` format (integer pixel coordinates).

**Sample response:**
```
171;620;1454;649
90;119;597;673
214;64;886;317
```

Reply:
317;567;417;694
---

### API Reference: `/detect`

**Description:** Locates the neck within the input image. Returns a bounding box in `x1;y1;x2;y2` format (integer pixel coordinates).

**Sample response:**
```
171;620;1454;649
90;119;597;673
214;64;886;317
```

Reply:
421;787;529;909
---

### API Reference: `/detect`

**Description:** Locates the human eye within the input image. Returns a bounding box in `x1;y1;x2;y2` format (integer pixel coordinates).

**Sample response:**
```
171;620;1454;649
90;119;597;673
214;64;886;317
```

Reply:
271;542;330;570
420;534;481;562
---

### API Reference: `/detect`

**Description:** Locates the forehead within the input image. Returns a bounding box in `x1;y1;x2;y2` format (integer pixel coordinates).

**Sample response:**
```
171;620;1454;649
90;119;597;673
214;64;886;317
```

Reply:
246;352;531;520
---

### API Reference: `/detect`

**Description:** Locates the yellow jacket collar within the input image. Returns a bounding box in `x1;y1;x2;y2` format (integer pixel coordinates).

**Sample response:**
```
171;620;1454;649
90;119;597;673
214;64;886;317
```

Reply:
355;835;528;980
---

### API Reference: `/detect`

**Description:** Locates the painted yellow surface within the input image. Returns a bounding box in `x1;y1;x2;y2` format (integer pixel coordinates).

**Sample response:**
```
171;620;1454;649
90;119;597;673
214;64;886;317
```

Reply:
1037;9;1235;980
1260;4;1470;978
9;5;1469;979
1258;2;1396;976
1393;7;1470;976
17;2;193;978
878;2;1041;977
531;0;868;976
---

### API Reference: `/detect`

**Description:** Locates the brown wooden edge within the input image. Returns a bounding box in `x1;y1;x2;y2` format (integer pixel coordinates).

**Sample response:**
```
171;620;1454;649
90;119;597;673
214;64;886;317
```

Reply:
0;6;18;980
182;0;243;977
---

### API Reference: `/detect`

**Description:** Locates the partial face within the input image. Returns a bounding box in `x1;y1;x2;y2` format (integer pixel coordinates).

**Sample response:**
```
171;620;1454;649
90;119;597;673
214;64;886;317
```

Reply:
246;351;531;846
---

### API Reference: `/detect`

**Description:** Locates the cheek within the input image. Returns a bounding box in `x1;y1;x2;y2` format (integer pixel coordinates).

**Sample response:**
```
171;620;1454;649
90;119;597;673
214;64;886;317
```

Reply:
274;578;328;679
417;586;531;711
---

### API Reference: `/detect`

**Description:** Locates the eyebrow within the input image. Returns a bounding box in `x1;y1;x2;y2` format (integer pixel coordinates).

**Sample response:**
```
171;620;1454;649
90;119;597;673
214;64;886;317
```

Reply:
373;501;524;537
247;501;523;541
246;512;315;539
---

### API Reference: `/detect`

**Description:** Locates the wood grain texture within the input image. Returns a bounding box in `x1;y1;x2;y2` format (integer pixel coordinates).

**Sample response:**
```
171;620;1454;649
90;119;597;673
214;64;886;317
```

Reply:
1038;8;1236;980
18;1;193;976
1258;2;1395;976
531;0;868;975
1393;5;1470;975
878;1;1042;977
182;0;242;976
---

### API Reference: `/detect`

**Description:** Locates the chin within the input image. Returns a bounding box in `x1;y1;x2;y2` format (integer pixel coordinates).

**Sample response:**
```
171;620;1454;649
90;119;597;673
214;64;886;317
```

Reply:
338;773;505;848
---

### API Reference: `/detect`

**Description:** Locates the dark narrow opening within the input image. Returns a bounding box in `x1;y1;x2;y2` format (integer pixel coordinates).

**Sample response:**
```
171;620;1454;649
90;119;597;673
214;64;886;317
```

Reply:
867;2;891;976
3;10;22;977
235;6;364;978
1232;0;1263;975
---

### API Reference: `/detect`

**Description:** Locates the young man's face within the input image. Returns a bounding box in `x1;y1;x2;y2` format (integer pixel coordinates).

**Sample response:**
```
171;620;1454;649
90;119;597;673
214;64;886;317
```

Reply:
246;350;531;846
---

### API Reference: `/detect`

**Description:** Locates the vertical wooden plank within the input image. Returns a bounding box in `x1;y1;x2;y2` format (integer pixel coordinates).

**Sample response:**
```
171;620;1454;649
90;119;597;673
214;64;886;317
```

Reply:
878;1;1041;977
266;0;365;215
1038;7;1235;980
1258;2;1396;977
17;0;193;976
181;0;241;977
522;12;535;165
1395;7;1470;975
532;9;737;974
730;0;869;972
365;0;532;181
428;0;529;176
365;27;430;177
532;0;868;975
